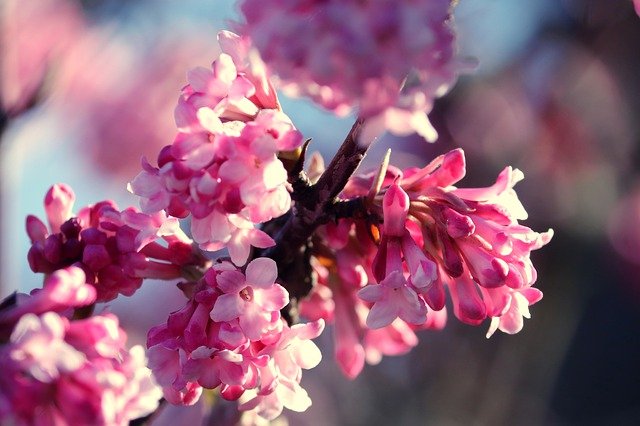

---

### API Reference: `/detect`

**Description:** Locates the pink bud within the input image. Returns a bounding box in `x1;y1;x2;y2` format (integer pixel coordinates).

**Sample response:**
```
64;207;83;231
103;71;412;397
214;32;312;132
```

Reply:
82;244;111;271
26;215;48;243
44;184;75;233
382;183;409;237
43;235;63;264
442;207;475;238
450;275;486;325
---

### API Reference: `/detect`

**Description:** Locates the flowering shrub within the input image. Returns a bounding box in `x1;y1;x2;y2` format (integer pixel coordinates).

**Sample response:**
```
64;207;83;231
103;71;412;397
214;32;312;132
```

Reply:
0;1;555;424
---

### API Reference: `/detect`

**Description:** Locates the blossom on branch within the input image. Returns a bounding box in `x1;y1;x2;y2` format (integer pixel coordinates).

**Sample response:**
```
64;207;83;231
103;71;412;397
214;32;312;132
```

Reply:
0;312;161;425
365;148;552;332
301;148;550;379
238;0;468;143
26;184;203;302
130;32;303;266
5;0;559;418
146;258;324;420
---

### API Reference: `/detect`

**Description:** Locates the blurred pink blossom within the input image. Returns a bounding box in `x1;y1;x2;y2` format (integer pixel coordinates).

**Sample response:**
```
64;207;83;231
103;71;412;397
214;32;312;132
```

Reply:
50;28;216;178
0;0;84;114
0;312;161;425
608;184;640;265
0;266;95;338
446;41;633;226
238;0;468;143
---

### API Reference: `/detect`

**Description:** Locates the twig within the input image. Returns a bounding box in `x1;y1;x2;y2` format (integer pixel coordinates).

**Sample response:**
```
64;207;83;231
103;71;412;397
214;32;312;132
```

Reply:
260;117;369;304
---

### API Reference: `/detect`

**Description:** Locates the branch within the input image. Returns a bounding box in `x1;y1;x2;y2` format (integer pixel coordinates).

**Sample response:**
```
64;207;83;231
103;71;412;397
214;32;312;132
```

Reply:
260;117;369;302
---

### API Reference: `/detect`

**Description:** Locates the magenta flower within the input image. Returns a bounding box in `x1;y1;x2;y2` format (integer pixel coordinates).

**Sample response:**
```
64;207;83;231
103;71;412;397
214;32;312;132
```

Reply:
146;259;322;420
301;219;425;379
211;257;289;340
238;0;466;143
238;319;325;420
358;270;428;329
358;184;434;328
300;148;550;379
26;184;204;302
0;266;95;337
129;33;303;265
386;148;552;331
483;286;543;338
0;312;161;425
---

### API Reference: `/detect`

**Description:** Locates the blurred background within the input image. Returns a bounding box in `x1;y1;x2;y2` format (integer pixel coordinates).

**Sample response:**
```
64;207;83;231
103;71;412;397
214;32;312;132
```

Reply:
1;0;639;424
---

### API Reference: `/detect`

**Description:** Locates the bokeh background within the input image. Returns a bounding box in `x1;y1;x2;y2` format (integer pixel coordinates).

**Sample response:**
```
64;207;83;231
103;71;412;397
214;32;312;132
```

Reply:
2;0;640;424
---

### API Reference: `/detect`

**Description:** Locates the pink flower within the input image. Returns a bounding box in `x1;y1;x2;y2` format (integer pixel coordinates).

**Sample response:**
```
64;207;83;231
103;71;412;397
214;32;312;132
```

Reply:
301;219;421;379
129;33;303;265
0;312;161;425
302;148;550;379
0;266;95;337
358;184;434;328
238;0;467;142
358;270;427;329
43;183;76;233
5;312;85;383
238;320;325;420
146;260;324;421
374;148;552;330
26;184;204;302
0;0;83;113
211;258;289;340
484;287;543;338
176;31;280;131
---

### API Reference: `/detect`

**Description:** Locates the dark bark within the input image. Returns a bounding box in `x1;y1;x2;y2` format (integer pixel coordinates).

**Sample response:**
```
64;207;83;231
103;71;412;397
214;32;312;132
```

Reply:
260;118;369;305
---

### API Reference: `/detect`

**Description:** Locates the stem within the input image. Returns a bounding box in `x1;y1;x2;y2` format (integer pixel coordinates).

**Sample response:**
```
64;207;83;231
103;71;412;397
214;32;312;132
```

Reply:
261;117;369;302
72;303;95;320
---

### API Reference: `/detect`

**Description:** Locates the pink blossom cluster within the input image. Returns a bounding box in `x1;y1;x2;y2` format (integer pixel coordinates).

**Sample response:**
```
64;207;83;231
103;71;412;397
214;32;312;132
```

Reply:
0;266;95;338
4;3;558;419
26;184;202;302
301;148;551;377
0;311;161;425
129;32;304;266
376;149;552;337
1;0;84;114
300;225;446;379
238;0;466;143
146;258;324;420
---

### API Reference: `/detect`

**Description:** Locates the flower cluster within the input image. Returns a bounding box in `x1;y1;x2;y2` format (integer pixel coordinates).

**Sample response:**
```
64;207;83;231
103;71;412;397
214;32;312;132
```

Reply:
26;184;203;302
238;0;466;143
380;149;552;336
301;148;551;377
0;311;161;425
300;229;447;379
129;32;304;266
3;2;557;422
0;266;95;338
146;258;323;420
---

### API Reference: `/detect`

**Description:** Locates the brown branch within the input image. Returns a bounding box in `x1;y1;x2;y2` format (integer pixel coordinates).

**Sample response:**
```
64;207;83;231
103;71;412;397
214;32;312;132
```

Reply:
260;117;369;304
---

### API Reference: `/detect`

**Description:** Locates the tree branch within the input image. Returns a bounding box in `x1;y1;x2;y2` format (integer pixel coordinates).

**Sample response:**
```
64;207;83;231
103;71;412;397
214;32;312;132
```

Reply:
260;117;368;303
